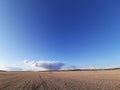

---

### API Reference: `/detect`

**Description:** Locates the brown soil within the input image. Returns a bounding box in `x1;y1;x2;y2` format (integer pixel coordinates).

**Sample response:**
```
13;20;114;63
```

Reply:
0;70;120;90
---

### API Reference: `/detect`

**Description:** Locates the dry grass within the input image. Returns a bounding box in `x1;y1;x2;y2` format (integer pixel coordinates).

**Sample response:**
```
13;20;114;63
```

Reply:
0;70;120;90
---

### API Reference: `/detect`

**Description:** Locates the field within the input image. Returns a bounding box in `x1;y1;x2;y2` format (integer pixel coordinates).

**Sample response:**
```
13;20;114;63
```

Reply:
0;70;120;90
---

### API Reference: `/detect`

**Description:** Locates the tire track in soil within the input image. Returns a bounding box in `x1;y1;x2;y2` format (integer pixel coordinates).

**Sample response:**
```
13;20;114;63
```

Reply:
20;72;51;90
38;73;66;90
37;74;51;90
0;72;54;90
15;72;42;90
17;72;51;90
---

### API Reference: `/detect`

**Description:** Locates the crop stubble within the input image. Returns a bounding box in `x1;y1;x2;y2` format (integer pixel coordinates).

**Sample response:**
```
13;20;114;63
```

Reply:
0;70;120;90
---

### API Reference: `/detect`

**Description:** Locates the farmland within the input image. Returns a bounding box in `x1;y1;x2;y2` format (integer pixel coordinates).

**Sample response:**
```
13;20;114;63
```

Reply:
0;70;120;90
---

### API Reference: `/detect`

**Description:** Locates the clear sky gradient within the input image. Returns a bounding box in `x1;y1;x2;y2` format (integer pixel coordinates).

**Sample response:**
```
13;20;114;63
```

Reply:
0;0;120;69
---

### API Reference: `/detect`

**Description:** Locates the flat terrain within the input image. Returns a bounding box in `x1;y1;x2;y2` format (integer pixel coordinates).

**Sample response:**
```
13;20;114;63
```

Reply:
0;70;120;90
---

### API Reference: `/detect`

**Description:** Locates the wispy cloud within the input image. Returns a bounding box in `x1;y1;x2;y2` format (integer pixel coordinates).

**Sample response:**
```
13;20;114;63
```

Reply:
0;66;23;71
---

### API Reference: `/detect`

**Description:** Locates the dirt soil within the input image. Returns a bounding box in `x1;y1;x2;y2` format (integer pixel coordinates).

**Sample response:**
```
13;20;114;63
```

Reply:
0;70;120;90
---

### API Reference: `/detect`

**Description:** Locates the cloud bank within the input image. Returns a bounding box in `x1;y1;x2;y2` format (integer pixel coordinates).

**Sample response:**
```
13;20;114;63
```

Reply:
24;60;65;71
0;66;23;71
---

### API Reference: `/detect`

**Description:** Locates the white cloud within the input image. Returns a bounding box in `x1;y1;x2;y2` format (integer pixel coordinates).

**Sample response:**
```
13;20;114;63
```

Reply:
24;60;65;71
0;60;65;71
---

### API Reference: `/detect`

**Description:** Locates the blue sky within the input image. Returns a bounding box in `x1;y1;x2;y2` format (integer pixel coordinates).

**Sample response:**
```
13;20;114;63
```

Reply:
0;0;120;70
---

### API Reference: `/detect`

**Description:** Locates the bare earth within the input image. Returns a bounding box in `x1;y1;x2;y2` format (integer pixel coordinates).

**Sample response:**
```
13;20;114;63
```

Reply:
0;70;120;90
